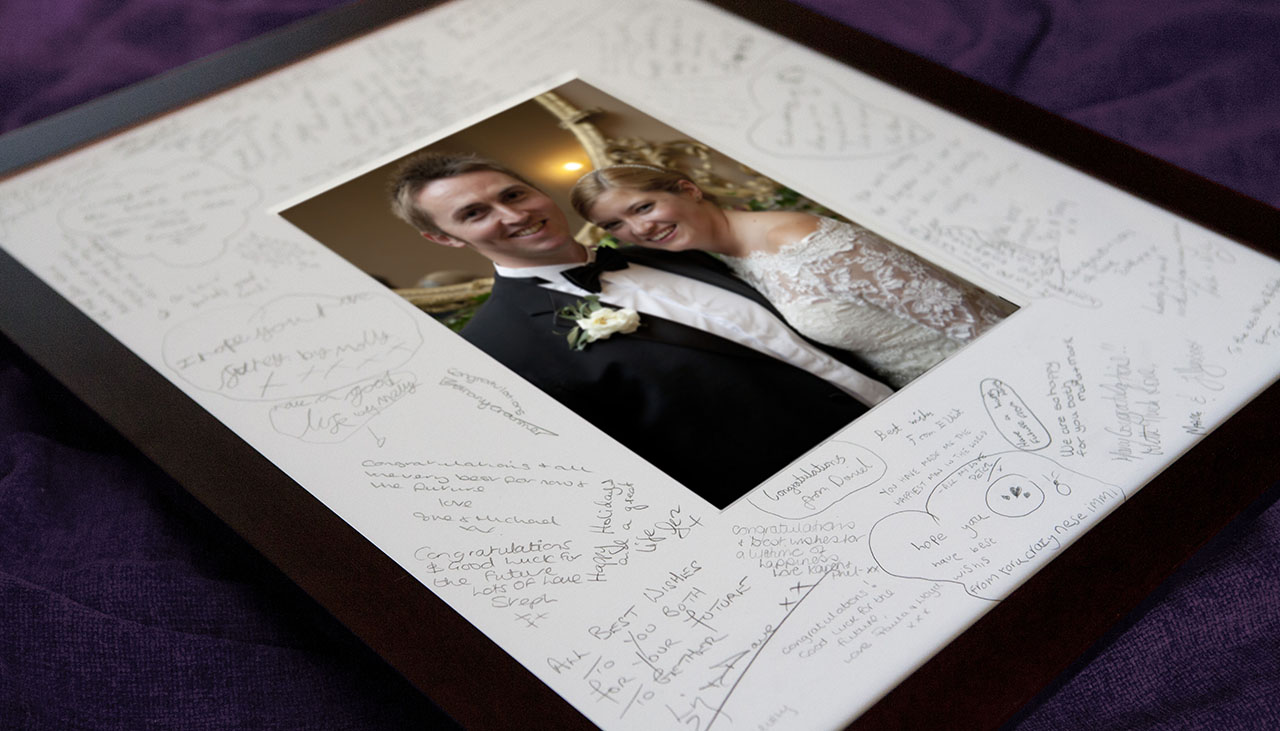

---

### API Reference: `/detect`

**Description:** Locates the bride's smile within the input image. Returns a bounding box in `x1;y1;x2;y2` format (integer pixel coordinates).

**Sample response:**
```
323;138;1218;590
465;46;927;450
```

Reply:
585;181;720;253
642;223;676;243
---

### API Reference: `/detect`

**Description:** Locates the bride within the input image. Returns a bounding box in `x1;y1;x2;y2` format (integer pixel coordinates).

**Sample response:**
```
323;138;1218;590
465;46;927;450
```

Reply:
571;164;1013;388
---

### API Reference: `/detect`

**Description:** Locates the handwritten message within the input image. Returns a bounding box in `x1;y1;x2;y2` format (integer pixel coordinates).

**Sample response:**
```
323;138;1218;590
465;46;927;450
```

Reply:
617;3;770;80
870;451;1123;600
269;370;419;442
981;378;1051;451
749;67;932;159
1045;337;1090;459
438;368;559;437
57;160;261;267
1098;344;1165;463
747;441;886;519
162;292;422;400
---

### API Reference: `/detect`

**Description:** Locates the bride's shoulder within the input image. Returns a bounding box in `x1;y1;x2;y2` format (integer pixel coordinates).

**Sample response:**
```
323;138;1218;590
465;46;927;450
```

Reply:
756;212;826;253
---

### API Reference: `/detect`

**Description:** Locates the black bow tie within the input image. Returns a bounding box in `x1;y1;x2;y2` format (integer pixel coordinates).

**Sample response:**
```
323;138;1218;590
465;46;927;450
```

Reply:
560;246;629;293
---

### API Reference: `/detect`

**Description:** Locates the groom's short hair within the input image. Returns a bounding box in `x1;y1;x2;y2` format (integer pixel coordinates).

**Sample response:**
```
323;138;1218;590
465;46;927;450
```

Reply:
389;152;539;236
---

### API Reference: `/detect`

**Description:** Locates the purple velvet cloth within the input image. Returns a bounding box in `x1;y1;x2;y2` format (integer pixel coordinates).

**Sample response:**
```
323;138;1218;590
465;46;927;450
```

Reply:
2;1;1277;728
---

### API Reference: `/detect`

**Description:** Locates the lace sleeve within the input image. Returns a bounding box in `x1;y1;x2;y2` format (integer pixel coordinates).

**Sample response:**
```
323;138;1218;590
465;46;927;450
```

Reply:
747;217;1012;343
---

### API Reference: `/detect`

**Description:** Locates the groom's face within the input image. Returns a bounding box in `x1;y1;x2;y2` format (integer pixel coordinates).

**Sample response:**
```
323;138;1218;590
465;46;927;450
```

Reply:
414;170;581;267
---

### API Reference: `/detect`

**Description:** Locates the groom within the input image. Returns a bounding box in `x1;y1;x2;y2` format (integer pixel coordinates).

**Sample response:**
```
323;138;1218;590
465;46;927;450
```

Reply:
390;152;889;507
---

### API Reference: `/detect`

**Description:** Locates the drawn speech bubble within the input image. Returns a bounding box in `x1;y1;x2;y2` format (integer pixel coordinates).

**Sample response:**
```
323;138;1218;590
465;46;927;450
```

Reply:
981;378;1050;451
59;160;260;267
749;67;932;159
269;370;419;443
162;293;422;401
869;451;1122;600
748;440;886;519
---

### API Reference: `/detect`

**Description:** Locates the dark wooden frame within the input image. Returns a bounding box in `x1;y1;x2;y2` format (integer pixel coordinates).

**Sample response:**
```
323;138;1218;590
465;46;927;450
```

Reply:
2;1;1277;728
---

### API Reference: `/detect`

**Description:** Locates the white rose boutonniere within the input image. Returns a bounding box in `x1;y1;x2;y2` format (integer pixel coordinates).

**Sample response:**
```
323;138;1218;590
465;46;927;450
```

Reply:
580;307;641;339
558;295;641;351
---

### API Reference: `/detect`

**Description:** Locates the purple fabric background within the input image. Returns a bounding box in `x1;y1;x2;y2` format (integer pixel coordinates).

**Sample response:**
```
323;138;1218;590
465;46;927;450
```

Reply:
2;1;1277;728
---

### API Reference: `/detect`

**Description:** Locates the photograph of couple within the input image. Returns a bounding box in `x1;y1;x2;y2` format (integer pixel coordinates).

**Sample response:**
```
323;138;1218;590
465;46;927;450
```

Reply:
284;81;1016;508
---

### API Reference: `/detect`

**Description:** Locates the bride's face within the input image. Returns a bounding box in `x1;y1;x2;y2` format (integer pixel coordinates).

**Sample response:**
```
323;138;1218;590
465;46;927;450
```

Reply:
586;181;712;251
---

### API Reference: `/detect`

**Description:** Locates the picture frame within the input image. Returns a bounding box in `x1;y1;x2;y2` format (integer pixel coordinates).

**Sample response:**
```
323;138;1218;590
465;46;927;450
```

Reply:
3;1;1277;728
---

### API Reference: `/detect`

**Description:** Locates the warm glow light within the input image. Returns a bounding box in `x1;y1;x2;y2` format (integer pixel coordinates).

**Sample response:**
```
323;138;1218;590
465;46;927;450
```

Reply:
562;162;584;171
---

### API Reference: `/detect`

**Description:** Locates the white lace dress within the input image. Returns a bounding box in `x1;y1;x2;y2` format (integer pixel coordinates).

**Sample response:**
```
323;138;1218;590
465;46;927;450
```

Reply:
723;217;1011;388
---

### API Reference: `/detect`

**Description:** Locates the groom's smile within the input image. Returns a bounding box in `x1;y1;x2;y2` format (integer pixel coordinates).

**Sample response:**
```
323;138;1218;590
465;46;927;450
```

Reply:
510;220;547;237
414;170;584;268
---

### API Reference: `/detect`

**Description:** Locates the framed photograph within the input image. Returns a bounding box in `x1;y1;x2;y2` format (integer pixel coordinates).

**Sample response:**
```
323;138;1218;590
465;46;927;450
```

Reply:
276;77;1021;509
3;1;1278;728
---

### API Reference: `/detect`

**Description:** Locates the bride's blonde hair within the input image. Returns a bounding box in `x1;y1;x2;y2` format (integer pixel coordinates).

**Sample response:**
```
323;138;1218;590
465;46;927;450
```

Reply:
571;164;718;221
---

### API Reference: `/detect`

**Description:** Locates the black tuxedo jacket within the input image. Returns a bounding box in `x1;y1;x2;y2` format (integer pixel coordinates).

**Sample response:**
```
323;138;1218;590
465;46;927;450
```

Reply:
461;247;869;508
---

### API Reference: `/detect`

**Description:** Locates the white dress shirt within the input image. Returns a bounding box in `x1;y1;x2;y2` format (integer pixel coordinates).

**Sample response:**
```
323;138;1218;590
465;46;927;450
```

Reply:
493;257;893;407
